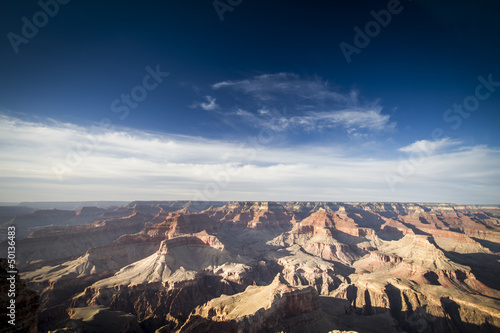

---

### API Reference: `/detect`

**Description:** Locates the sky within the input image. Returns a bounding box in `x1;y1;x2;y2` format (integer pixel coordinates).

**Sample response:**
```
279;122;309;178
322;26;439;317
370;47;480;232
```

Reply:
0;0;499;204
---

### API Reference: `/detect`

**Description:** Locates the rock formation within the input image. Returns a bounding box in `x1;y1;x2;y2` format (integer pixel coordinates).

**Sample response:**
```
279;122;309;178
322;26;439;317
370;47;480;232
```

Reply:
179;274;326;333
3;201;498;332
0;259;39;332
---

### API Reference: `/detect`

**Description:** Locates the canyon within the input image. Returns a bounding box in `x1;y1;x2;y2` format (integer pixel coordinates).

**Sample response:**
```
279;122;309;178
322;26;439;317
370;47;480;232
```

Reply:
1;201;499;332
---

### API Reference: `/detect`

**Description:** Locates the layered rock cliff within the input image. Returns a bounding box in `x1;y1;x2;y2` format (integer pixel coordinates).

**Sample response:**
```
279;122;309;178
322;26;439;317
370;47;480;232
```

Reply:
9;201;500;332
179;274;326;333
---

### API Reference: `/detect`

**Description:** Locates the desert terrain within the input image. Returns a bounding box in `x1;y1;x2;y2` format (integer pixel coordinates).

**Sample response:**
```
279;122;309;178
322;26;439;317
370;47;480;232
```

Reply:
1;201;499;332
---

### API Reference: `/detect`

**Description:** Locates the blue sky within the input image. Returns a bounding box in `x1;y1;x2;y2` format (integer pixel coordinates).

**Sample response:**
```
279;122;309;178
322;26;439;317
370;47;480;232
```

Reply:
0;0;499;203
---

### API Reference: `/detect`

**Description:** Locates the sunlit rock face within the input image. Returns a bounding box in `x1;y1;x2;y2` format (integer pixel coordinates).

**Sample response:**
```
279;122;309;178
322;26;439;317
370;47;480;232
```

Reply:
8;201;500;332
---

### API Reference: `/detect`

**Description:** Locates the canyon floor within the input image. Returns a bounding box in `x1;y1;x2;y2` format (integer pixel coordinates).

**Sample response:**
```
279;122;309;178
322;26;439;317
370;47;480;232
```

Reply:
1;201;500;333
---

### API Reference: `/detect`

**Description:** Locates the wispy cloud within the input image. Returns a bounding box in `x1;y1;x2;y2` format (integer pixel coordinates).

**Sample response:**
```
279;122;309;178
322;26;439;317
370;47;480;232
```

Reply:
209;73;395;133
200;95;218;110
213;73;355;104
231;107;393;132
190;95;219;111
294;109;393;131
399;138;462;155
0;114;498;203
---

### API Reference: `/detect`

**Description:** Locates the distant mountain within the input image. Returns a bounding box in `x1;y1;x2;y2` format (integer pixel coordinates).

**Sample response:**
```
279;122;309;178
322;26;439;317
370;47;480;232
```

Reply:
17;201;129;210
0;206;34;223
0;206;119;240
